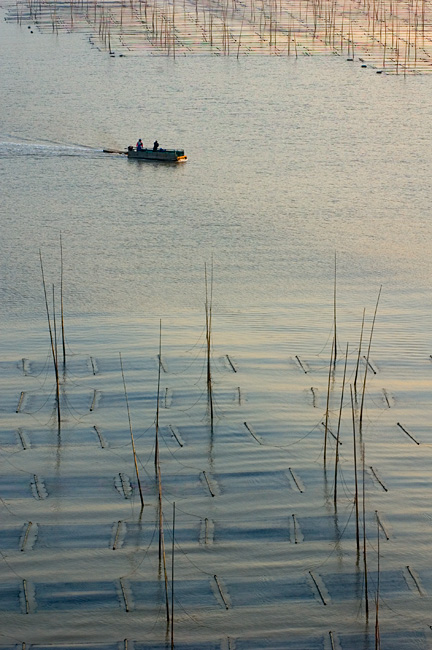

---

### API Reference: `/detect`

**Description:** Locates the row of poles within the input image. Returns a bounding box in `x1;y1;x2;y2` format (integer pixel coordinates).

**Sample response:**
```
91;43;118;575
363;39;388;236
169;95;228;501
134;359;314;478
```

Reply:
9;0;432;69
324;258;383;637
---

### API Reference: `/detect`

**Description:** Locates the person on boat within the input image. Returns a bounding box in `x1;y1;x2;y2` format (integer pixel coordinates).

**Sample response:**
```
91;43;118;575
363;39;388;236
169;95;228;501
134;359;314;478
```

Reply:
153;140;159;151
136;139;143;151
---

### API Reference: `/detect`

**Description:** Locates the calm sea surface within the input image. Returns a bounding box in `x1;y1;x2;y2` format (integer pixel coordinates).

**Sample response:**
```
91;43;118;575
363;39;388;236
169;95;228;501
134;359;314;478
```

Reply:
2;9;432;649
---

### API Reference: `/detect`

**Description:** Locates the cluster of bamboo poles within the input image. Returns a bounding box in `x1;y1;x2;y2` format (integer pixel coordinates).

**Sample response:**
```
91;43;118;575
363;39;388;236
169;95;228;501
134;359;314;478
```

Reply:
101;322;174;645
323;263;383;635
7;0;432;71
139;265;215;642
38;238;67;429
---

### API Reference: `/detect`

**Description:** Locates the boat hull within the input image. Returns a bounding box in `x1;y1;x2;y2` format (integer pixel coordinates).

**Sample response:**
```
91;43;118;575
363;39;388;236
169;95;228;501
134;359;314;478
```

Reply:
128;148;187;162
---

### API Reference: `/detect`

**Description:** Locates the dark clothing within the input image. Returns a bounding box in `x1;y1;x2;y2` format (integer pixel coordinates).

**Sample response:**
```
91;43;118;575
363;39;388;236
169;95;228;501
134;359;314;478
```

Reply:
153;140;159;151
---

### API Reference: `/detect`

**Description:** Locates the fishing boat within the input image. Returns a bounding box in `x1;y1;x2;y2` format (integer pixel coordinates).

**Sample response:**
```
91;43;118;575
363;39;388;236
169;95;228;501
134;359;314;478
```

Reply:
103;145;187;162
127;145;187;162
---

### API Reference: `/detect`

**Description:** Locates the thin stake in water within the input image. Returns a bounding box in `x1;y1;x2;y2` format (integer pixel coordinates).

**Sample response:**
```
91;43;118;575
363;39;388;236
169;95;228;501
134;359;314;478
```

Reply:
309;571;327;605
359;286;382;436
155;320;162;471
354;308;366;392
292;513;298;543
16;392;25;413
20;522;32;552
289;468;303;493
334;342;348;507
157;463;170;623
119;352;144;509
22;579;29;614
60;233;66;366
202;470;215;497
171;502;175;650
226;354;237;372
324;336;335;464
205;262;214;424
397;422;420;445
214;574;229;609
333;252;337;364
119;577;129;612
375;511;389;541
375;517;381;649
370;466;388;492
362;441;369;619
295;355;308;373
39;251;61;426
113;520;122;550
351;385;360;554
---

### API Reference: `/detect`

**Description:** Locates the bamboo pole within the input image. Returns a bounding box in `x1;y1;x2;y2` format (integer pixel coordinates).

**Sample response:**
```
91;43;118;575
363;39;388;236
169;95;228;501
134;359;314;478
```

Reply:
21;522;33;551
39;251;61;426
172;0;176;59
375;515;381;649
350;384;360;554
155;320;162;471
171;501;175;649
334;342;348;507
22;579;29;614
52;284;58;365
119;352;144;509
214;575;229;609
60;234;66;367
157;458;170;623
324;336;335;464
359;287;382;436
150;321;169;621
52;283;61;416
354;308;365;391
16;391;25;413
205;263;214;424
362;441;369;618
237;17;244;57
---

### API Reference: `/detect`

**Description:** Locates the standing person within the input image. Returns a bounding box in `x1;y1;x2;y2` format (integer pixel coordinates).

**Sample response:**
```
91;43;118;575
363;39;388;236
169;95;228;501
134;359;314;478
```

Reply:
136;139;143;151
153;140;159;151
